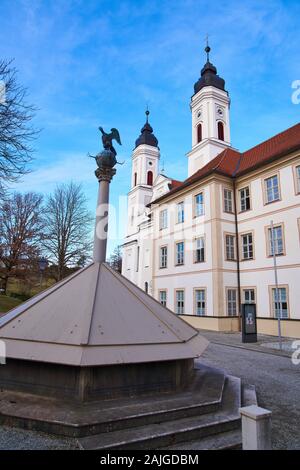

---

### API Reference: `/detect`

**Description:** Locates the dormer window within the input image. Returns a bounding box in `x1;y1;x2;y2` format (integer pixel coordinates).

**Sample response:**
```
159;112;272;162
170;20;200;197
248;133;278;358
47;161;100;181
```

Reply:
197;123;202;143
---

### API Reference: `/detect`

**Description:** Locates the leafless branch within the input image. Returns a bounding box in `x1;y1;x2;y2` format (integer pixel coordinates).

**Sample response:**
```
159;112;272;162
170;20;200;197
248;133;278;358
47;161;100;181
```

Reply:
42;182;93;280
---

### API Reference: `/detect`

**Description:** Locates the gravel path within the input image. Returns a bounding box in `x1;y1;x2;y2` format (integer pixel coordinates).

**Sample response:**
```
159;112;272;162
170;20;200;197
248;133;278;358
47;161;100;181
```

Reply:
0;425;78;450
197;337;300;449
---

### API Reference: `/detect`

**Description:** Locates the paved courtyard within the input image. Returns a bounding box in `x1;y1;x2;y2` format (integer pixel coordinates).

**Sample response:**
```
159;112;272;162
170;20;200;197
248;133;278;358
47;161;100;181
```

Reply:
198;331;300;450
0;331;299;450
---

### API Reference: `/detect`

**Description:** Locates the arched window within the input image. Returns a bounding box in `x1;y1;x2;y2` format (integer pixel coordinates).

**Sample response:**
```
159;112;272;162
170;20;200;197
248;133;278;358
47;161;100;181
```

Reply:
145;282;149;294
218;121;224;141
197;123;202;143
147;171;153;186
134;172;137;186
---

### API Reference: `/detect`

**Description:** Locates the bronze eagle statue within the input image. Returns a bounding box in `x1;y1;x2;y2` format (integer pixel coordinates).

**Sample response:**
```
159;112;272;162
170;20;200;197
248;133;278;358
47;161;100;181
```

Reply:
88;126;123;170
99;127;122;157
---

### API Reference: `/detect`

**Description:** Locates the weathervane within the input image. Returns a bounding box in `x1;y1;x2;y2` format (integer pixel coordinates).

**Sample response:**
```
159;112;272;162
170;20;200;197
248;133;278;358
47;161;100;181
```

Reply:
205;33;211;62
145;103;150;123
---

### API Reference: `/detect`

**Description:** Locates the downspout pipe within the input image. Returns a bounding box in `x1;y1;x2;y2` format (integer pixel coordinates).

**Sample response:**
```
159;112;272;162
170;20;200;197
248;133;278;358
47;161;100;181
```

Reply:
233;178;242;331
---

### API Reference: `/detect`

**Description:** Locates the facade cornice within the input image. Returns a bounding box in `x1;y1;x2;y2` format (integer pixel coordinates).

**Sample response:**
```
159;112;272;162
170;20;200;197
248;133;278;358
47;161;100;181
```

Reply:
128;185;153;196
132;145;160;159
186;139;233;158
121;239;138;248
191;87;229;106
149;173;232;208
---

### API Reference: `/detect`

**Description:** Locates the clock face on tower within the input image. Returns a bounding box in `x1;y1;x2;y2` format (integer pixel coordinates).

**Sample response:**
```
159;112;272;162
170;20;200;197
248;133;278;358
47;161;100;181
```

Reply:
217;107;223;117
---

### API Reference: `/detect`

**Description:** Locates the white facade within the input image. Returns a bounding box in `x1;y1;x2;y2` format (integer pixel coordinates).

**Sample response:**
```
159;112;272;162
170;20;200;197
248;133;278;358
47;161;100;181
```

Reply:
122;51;300;338
127;143;159;236
188;86;231;176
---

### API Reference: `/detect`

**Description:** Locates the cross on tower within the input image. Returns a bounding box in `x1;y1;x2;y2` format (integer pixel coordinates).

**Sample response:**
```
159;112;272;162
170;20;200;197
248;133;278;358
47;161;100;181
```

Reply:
205;33;211;62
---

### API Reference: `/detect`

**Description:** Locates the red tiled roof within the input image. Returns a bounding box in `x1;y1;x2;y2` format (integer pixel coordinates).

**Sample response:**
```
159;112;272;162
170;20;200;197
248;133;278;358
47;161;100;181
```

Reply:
169;179;183;189
236;122;300;176
151;122;300;205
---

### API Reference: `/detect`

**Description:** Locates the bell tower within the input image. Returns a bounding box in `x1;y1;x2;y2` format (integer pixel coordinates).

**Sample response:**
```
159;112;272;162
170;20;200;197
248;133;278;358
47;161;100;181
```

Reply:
187;42;231;176
126;110;160;236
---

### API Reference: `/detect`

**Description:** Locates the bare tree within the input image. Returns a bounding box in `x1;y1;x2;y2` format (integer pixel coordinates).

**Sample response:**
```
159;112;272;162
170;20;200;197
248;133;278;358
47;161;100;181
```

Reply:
0;192;44;294
108;245;122;273
42;182;93;281
0;59;38;195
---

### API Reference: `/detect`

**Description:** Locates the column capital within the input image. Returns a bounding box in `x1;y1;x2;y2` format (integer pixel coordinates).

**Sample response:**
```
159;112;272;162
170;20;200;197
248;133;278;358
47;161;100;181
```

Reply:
95;167;116;183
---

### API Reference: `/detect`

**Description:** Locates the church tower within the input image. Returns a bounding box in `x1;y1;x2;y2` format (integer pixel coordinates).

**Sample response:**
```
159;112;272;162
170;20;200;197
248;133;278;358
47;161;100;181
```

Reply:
126;110;160;236
187;43;231;176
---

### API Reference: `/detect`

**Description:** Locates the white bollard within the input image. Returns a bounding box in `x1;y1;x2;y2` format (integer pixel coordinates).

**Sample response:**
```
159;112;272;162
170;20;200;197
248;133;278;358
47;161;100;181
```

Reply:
239;405;272;450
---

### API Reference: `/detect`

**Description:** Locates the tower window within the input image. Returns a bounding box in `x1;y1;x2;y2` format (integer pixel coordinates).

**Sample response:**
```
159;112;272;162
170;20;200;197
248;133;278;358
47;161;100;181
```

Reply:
197;123;202;143
134;172;137;186
218;121;224;141
145;282;149;294
147;170;153;186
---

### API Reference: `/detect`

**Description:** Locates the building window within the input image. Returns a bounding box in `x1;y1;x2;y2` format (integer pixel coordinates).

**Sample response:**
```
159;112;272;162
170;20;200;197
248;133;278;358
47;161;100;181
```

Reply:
177;202;184;223
243;289;255;304
241;233;254;260
159;290;167;307
218;121;224;141
272;287;288;318
268;225;284;256
197;123;202;143
136;246;140;272
176;242;184;265
239;186;250;212
159;209;168;230
224;188;233;213
175;290;184;314
147;171;153;186
296;166;300;193
195;289;206;316
195;192;204;217
134;172;137;186
195;237;205;263
265;175;279;203
225;234;235;261
145;282;149;294
159;246;168;269
227;289;237;316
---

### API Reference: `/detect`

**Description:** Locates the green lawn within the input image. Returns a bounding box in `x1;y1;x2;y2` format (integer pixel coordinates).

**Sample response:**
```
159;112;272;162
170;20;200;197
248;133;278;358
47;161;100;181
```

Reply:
0;295;23;313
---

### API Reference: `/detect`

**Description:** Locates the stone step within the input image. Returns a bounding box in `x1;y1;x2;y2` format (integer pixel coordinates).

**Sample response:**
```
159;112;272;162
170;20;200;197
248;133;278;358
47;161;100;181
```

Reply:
77;375;241;450
0;365;225;437
162;429;242;450
166;382;256;451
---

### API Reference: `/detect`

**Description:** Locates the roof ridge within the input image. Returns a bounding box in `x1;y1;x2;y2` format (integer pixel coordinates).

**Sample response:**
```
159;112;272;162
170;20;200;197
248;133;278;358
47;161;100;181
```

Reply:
83;262;101;346
243;122;300;156
214;147;229;170
104;263;198;341
0;263;94;329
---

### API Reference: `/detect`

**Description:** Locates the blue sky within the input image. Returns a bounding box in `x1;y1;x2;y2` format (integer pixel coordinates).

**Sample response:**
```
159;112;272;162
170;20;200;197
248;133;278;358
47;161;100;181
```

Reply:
1;0;299;256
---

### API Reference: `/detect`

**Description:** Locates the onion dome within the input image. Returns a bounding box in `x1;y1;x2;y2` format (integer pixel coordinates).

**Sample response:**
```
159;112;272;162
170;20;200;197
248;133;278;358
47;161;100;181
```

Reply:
194;44;226;94
135;110;159;148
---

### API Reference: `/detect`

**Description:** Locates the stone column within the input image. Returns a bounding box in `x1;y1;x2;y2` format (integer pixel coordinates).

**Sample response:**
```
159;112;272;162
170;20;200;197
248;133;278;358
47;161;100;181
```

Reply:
93;166;116;263
240;405;272;450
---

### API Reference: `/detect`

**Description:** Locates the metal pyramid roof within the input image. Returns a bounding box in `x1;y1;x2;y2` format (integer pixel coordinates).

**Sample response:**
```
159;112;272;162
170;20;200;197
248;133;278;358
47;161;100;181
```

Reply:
0;263;208;366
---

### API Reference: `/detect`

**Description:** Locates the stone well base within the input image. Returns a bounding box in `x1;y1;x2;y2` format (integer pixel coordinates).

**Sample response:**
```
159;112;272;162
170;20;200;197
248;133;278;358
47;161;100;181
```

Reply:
0;358;194;401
